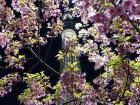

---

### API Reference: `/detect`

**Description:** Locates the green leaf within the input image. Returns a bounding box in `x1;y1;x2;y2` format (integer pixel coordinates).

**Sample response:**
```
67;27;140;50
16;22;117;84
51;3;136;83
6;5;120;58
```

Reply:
18;88;31;102
107;56;122;70
113;19;120;30
73;92;82;99
56;51;64;60
74;67;79;72
134;77;140;83
119;101;124;105
19;0;26;4
0;79;4;86
100;1;113;7
131;83;137;88
66;67;70;72
73;62;78;67
42;94;53;102
85;83;90;89
68;62;79;69
18;55;25;60
125;36;132;41
104;3;113;7
130;61;140;69
125;90;134;97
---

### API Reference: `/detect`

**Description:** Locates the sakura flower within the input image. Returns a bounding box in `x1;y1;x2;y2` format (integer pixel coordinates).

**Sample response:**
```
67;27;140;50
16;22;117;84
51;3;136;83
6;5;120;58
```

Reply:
75;23;83;30
107;6;124;17
0;73;21;97
11;0;20;12
0;33;10;48
97;24;110;34
133;4;140;15
135;0;140;4
0;88;7;97
31;84;46;98
75;1;89;9
78;29;89;38
106;7;116;17
114;6;124;16
122;0;135;11
89;12;109;24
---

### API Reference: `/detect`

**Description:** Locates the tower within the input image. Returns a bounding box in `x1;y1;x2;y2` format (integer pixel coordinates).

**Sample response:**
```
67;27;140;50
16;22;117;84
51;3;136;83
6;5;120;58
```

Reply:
60;11;80;72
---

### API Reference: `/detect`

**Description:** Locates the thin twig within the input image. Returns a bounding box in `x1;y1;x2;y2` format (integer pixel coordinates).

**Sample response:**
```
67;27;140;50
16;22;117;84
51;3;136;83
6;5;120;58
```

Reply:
29;48;60;75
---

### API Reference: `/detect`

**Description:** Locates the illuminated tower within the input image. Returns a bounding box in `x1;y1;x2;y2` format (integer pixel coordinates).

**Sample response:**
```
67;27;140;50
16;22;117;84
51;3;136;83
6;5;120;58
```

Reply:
61;11;80;72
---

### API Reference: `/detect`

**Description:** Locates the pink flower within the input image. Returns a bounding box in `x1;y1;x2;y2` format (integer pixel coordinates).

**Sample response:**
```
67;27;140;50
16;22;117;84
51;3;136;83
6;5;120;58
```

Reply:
135;0;140;4
122;0;135;11
107;7;117;17
45;10;50;17
115;6;124;16
97;24;110;34
89;12;109;23
20;5;32;17
0;0;6;6
107;6;124;16
76;0;89;9
11;0;20;12
133;4;140;15
0;33;9;48
135;35;140;42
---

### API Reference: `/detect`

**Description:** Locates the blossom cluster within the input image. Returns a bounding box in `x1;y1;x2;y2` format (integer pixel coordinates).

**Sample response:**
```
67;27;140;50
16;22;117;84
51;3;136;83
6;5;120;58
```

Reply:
0;0;63;70
74;0;140;34
0;73;21;97
18;72;50;105
73;0;140;104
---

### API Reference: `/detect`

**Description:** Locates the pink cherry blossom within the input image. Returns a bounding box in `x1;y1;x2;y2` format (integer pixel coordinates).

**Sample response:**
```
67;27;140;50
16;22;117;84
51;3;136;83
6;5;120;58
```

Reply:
0;33;9;48
75;0;90;9
135;0;140;4
90;12;109;23
122;0;135;11
114;6;124;16
106;7;117;17
133;4;140;15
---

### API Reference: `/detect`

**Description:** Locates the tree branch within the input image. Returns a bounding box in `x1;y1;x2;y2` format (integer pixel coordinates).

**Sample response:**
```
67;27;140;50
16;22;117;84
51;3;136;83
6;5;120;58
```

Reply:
29;48;60;75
